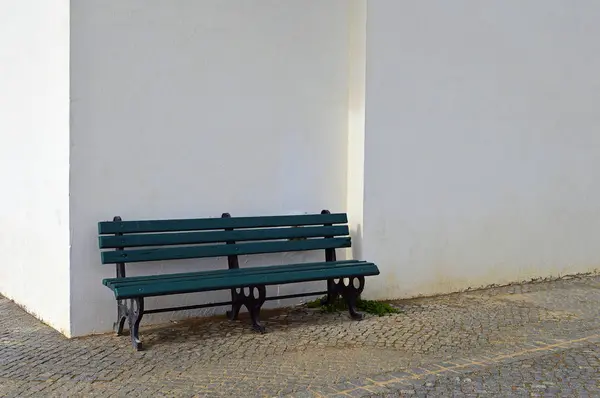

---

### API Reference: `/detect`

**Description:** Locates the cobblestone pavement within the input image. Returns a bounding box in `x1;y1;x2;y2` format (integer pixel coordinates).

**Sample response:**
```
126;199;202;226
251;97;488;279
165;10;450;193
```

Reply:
2;275;600;397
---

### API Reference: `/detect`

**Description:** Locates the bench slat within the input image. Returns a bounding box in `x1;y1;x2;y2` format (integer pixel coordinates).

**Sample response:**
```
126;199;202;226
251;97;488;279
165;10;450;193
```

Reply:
98;213;348;234
103;260;365;288
101;237;351;264
99;225;349;249
110;263;379;299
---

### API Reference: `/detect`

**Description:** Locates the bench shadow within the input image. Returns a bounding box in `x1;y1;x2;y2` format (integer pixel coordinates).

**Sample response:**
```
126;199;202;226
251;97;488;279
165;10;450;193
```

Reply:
137;307;355;349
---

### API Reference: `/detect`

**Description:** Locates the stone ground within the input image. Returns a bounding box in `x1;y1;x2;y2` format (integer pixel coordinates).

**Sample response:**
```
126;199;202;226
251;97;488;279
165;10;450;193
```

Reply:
2;275;600;397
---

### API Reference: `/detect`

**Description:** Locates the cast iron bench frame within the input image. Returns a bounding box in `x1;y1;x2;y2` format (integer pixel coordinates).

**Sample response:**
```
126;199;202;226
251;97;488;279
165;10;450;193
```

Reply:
98;210;380;350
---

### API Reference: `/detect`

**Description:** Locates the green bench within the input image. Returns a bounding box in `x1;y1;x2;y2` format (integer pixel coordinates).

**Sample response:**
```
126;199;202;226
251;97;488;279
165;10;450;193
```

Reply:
98;210;380;350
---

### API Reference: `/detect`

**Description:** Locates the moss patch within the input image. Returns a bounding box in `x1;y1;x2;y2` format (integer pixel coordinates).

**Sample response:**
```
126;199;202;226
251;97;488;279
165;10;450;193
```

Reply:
305;296;401;316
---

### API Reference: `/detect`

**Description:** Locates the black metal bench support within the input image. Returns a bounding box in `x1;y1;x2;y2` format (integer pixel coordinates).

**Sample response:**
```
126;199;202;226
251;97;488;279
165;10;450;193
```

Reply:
125;297;145;350
109;215;145;349
322;210;340;306
320;210;365;320
335;276;365;320
221;213;243;322
227;296;242;322
112;216;129;336
230;285;267;333
222;212;267;331
115;300;127;336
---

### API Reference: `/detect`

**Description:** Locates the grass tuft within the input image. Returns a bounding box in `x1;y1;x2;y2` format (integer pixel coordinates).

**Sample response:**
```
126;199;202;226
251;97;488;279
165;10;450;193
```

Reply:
305;296;401;316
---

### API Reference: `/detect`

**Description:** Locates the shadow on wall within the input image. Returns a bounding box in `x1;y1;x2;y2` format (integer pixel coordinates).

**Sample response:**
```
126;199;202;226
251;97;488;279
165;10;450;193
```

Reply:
352;223;363;261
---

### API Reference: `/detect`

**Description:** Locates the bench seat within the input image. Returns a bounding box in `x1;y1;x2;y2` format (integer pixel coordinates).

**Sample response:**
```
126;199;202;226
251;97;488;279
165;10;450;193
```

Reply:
103;260;378;299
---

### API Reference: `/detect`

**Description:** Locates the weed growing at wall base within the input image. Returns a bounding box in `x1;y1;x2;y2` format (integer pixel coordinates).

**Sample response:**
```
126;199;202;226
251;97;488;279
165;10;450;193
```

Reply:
306;296;400;316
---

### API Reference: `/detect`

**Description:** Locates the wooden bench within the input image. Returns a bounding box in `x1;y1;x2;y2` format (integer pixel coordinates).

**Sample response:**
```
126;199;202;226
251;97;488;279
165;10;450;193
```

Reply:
98;210;380;350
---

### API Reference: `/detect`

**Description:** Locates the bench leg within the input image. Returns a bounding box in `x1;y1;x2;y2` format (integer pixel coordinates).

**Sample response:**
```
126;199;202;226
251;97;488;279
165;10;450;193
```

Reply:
241;285;267;333
114;300;127;336
344;293;364;320
248;304;265;333
340;276;366;321
226;289;242;321
126;297;144;351
227;302;242;321
321;279;339;305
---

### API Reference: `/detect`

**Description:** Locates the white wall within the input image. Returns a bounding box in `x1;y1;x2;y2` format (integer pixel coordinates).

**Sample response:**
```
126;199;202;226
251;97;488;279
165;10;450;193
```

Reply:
0;1;71;334
70;1;352;336
362;0;600;300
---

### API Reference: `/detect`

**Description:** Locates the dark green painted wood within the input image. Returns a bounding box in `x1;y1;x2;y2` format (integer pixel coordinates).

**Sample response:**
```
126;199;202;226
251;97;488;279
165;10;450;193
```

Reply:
104;262;369;290
112;263;378;299
101;237;351;264
103;260;366;288
99;225;349;249
98;213;348;234
109;263;380;299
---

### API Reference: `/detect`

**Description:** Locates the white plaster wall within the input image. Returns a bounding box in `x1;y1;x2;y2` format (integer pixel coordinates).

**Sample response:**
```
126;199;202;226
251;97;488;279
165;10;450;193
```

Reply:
0;1;71;334
362;0;600;300
70;1;352;336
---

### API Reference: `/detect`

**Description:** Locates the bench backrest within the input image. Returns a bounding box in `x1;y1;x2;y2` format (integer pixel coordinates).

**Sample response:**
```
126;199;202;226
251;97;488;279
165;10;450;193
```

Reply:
98;211;350;265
